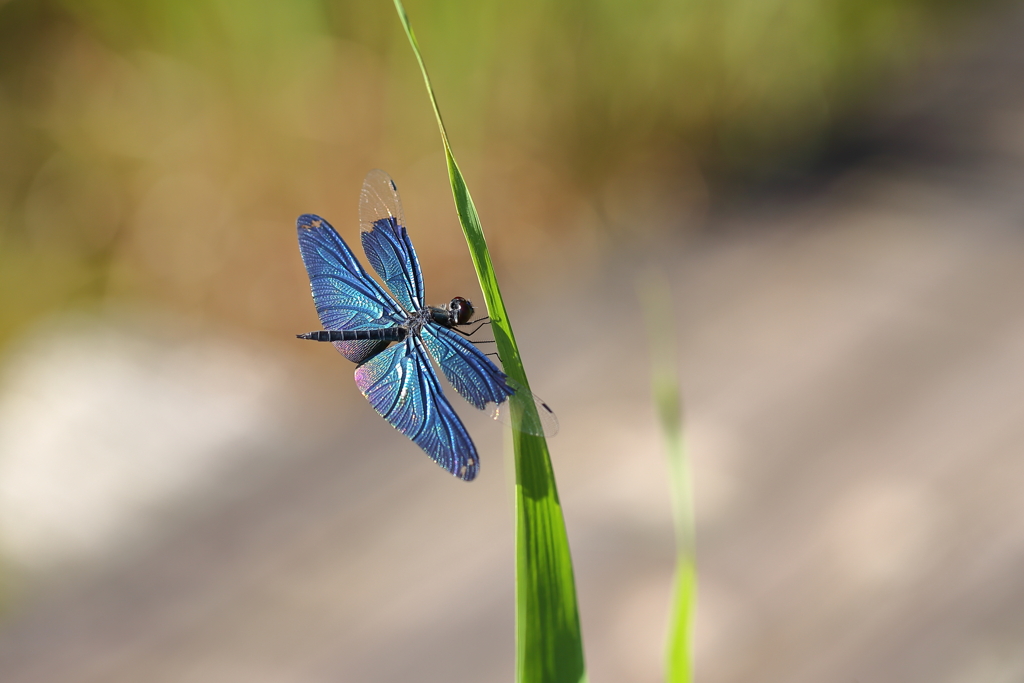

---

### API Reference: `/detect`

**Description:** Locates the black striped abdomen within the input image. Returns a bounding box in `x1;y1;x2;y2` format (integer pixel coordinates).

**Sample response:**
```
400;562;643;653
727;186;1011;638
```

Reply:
297;327;406;342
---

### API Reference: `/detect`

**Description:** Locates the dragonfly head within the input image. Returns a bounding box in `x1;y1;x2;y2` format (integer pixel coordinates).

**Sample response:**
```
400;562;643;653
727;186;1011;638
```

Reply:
448;296;475;326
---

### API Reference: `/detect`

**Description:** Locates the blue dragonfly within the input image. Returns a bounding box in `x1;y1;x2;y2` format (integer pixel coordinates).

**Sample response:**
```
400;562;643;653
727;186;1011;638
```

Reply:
296;169;555;481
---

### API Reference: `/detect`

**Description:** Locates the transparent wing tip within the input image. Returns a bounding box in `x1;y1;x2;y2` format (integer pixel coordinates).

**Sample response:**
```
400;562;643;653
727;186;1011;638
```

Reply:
491;379;559;437
359;169;404;233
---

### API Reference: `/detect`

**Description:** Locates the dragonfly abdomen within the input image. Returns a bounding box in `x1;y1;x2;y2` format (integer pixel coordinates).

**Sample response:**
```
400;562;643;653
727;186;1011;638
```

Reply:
297;328;407;342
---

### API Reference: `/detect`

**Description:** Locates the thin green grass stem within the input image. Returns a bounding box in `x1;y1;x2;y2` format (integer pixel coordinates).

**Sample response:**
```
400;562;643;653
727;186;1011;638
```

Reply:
638;270;696;683
392;2;586;681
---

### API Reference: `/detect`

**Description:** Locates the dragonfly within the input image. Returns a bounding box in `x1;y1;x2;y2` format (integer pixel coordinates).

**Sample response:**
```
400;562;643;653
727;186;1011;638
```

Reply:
296;169;556;481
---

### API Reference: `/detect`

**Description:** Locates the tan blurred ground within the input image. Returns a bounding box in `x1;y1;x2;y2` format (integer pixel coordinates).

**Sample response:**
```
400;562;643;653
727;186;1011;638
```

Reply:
2;5;1024;683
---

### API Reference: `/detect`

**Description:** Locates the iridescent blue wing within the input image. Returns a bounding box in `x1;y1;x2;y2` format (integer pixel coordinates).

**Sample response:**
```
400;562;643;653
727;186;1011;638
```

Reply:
359;169;425;313
297;213;406;363
419;324;514;409
354;337;479;481
422;325;559;437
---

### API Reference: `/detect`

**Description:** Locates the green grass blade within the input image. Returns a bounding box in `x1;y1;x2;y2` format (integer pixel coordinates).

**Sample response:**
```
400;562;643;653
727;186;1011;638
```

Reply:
664;558;696;683
392;2;586;682
638;271;696;683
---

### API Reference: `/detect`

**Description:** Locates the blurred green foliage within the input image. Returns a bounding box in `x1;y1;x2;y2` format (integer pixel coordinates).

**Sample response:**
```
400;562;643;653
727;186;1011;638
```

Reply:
0;0;995;348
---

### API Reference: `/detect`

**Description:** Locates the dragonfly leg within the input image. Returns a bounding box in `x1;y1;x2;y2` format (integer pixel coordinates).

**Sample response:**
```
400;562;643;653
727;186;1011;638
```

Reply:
452;319;491;337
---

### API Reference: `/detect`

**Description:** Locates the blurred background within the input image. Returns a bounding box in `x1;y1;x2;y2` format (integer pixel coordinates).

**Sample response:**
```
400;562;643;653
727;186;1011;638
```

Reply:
1;0;1024;681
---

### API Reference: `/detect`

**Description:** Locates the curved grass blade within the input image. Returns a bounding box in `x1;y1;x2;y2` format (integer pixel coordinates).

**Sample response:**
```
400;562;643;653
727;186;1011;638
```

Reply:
392;2;586;681
638;270;696;683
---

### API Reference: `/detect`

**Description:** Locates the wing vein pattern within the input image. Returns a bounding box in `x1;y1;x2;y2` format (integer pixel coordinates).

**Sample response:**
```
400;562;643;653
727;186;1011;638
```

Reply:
361;218;424;313
297;213;405;363
420;325;513;410
359;169;424;312
355;338;480;481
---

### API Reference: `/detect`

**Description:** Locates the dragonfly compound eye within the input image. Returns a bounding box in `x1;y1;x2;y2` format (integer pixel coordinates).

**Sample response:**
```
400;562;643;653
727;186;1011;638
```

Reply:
449;297;474;325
